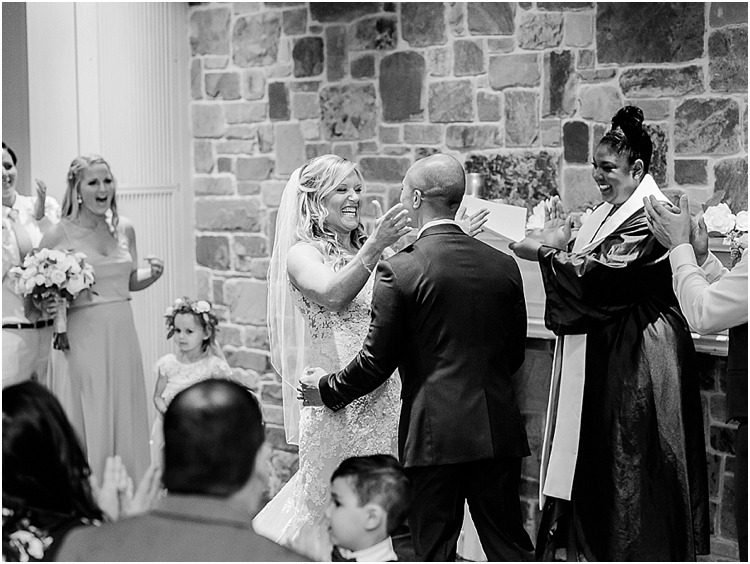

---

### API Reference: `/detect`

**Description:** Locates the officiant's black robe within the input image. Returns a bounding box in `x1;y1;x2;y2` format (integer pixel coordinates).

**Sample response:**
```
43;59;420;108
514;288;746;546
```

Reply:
536;210;710;561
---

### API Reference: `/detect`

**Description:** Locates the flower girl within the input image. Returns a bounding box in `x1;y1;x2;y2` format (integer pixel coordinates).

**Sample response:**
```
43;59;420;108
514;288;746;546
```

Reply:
149;297;233;462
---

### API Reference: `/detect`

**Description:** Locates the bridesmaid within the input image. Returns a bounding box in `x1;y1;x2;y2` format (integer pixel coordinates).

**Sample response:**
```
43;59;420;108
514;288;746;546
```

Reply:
40;154;164;482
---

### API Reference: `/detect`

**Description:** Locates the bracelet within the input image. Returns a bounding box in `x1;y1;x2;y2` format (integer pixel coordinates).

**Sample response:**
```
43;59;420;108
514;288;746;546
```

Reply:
358;256;374;275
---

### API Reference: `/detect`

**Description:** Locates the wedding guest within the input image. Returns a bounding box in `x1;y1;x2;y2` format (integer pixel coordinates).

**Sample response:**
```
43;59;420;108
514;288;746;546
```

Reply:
327;455;412;562
39;155;164;483
150;297;233;463
255;154;487;554
57;380;308;562
510;106;709;560
644;193;748;560
2;381;161;562
300;153;534;562
2;141;60;387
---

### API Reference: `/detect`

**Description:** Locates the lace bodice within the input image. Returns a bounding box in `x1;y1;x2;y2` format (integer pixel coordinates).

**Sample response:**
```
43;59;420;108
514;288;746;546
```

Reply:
281;272;401;539
289;276;374;373
155;354;233;405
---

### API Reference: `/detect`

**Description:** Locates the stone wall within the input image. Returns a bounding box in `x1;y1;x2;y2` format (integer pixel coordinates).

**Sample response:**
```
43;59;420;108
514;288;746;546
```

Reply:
188;2;747;559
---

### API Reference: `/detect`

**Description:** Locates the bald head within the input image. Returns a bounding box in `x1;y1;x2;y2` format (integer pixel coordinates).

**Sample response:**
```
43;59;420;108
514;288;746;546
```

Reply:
405;154;466;216
163;379;265;496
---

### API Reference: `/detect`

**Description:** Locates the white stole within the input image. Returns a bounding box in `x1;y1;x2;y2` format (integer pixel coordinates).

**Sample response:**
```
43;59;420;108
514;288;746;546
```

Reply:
539;175;668;505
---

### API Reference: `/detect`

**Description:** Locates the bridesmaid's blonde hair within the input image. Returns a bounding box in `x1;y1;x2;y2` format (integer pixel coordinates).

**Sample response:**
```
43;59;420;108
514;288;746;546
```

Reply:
62;154;120;235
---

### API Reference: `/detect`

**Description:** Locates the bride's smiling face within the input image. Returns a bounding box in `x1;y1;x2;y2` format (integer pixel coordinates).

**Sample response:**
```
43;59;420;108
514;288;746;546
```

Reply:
321;172;362;236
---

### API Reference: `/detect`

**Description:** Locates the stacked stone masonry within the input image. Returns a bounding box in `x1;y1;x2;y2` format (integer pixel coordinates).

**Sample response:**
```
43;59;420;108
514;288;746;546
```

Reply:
189;3;747;558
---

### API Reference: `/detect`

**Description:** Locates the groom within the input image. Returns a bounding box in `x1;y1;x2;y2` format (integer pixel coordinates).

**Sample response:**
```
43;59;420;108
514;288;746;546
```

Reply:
299;153;534;561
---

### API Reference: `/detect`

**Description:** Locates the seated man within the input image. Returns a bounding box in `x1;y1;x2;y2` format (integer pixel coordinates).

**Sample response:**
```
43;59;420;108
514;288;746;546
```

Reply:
57;379;308;562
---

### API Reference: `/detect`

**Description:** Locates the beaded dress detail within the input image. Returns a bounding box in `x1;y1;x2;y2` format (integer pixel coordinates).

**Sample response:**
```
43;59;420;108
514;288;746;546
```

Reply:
257;271;400;546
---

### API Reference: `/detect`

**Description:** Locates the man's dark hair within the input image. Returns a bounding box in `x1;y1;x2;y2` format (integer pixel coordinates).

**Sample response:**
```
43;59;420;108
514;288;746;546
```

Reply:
2;141;18;165
2;380;103;523
331;454;412;535
163;379;265;496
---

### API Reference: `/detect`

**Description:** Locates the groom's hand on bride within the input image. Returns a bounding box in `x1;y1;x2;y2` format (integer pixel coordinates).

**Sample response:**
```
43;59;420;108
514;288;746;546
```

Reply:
298;367;326;407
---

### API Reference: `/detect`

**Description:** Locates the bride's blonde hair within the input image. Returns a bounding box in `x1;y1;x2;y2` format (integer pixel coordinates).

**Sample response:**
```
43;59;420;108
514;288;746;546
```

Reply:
294;154;366;271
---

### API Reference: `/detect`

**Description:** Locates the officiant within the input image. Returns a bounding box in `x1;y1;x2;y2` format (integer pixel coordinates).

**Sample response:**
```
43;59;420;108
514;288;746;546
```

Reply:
510;107;709;561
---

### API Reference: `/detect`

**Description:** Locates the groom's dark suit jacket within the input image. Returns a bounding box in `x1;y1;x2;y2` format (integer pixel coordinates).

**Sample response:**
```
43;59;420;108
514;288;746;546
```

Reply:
320;223;530;467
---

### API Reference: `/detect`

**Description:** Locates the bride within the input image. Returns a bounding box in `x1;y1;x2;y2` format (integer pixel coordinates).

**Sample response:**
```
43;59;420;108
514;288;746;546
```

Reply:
255;154;486;558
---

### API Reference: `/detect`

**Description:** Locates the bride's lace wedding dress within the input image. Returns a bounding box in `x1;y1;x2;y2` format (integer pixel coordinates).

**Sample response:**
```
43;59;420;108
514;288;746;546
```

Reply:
253;274;401;548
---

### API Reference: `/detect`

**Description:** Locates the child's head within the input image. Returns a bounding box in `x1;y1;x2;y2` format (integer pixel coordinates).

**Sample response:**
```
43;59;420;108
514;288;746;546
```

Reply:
325;455;412;552
164;297;219;355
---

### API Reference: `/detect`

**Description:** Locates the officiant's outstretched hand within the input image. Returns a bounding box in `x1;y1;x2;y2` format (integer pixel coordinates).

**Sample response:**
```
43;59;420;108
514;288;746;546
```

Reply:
510;195;573;261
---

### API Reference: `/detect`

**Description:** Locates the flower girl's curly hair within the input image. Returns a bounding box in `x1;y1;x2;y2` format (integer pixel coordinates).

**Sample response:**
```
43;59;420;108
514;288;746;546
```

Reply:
164;297;220;353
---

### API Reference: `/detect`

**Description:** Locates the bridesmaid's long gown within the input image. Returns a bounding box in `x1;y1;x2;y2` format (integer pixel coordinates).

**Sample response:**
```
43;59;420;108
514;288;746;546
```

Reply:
47;220;150;481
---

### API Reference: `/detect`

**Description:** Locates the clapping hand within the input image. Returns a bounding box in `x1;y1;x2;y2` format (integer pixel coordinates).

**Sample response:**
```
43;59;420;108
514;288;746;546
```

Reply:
643;194;691;251
144;255;165;280
644;194;709;264
121;463;163;518
510;196;572;261
541;195;573;249
91;455;130;521
33;179;47;221
370;200;412;250
297;367;326;407
92;457;164;521
456;205;490;237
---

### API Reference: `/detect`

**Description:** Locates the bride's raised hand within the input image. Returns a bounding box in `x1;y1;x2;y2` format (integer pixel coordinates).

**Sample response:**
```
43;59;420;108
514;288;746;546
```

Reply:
541;196;572;249
368;200;412;251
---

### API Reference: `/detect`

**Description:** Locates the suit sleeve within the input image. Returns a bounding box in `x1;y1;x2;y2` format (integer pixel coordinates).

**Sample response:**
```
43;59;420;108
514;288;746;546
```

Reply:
320;259;406;411
509;268;527;375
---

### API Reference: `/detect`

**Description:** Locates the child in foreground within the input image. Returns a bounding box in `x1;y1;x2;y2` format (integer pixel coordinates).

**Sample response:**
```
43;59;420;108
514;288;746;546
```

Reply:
326;454;412;562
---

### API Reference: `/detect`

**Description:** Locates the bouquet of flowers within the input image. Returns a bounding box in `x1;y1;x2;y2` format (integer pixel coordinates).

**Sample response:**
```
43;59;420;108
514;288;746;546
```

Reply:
9;248;95;350
703;202;748;266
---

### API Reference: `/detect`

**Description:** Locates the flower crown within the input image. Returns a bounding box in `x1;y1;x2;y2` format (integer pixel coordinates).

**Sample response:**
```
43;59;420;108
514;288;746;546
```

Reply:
164;297;219;341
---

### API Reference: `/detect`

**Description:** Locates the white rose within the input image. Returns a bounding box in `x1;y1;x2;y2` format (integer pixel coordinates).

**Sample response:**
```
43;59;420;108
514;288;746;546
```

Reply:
164;306;174;317
34;274;46;286
49;269;67;286
74;252;88;262
735;210;748;232
47;249;67;263
194;300;211;313
21;266;36;279
703;203;736;235
59;255;78;272
66;274;87;295
23;278;37;294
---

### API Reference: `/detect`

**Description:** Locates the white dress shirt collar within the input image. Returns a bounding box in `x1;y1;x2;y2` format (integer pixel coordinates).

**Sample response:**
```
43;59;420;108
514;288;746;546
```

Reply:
416;218;460;239
338;537;398;562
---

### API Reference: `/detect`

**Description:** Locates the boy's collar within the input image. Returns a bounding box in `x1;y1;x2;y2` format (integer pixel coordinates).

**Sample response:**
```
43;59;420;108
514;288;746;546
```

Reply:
336;537;397;562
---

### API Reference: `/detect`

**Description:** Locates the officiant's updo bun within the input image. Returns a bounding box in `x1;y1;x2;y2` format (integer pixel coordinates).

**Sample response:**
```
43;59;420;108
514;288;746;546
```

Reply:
599;105;652;173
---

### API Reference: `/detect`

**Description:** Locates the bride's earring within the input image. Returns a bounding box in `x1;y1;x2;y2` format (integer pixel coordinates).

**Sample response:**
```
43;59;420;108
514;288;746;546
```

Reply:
77;193;83;204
